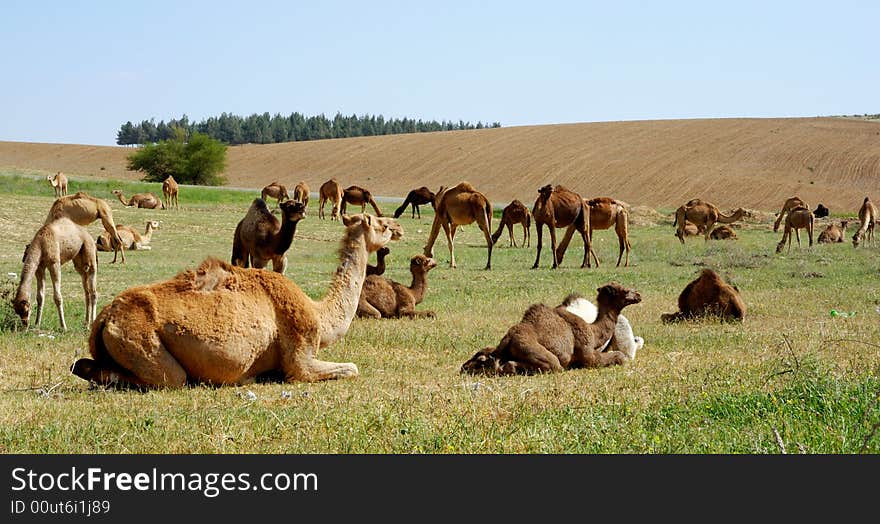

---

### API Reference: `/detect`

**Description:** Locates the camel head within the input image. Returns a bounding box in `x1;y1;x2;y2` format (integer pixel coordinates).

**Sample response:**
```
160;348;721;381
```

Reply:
537;184;553;201
596;282;642;310
840;220;849;231
409;254;437;273
342;214;403;252
280;199;307;222
460;347;502;375
12;298;29;326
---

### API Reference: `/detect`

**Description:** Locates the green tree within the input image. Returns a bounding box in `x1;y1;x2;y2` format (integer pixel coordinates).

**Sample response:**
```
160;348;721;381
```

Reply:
126;130;226;186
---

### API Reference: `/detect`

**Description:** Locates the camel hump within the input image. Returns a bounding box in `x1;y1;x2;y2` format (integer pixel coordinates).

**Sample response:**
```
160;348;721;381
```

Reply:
185;257;238;292
250;198;271;213
454;181;478;193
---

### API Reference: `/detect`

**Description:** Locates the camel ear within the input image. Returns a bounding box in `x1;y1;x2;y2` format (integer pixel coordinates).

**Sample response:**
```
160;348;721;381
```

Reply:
341;214;357;226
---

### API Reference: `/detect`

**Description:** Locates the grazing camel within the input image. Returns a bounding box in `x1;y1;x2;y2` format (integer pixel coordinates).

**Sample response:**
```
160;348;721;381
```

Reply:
773;197;806;232
293;181;310;210
394;186;436;219
13;217;97;331
813;203;830;219
261;182;289;206
852;197;877;248
423;181;494;270
585;197;631;267
661;268;745;323
366;247;390;276
112;190;164;210
709;225;738;240
318;178;344;220
357;254;438;319
46;192;125;263
47;172;68;197
341;185;384;217
531;184;593;269
817;220;849;244
775;205;814;253
491;199;532;248
231;199;306;274
460;282;642;376
70;213;404;389
96;220;160;252
674;199;750;243
162;176;179;210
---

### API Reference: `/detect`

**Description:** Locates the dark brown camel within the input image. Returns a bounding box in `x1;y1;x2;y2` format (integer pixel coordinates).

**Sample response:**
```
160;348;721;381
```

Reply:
661;268;745;322
531;184;593;269
341;185;383;217
491;199;532;248
366;247;390;276
231;199;305;274
357;254;437;319
394;187;436;219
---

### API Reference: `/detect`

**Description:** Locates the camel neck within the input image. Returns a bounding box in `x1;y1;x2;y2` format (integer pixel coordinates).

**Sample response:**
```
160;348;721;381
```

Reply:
317;228;369;347
592;303;621;348
15;243;41;302
274;218;300;255
409;271;429;304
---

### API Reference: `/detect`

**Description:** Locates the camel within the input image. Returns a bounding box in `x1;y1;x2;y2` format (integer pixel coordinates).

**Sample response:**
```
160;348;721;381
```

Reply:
70;213;404;389
491;199;532;248
46;192;125;263
341;185;384;217
293;181;310;210
47;172;68;197
460;282;642;376
709;225;738;240
318;178;344;220
423;181;494;270
556;293;645;359
531;184;593;269
393;186;436;219
162;176;179;210
775;205;813;253
813;203;830;219
585;197;631;267
357;254;437;319
773;197;806;232
682;221;703;237
661;268;745;323
366;247;390;276
112;190;164;210
674;199;750;243
231;199;306;274
13;217;97;331
96;220;160;252
817;220;849;243
261;182;289;206
852;197;877;248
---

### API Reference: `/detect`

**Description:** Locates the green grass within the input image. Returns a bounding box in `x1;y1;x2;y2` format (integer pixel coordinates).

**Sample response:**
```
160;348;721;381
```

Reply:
1;170;879;454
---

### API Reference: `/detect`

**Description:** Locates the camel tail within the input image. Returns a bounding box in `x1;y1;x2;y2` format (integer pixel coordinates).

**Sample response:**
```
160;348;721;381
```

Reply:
485;200;493;232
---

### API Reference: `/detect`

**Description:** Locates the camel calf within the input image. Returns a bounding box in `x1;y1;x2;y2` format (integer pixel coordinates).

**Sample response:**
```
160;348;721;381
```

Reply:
357;254;437;319
661;268;745;323
817;220;848;243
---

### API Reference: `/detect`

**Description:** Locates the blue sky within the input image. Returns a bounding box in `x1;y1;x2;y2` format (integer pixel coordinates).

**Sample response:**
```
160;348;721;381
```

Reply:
1;1;877;146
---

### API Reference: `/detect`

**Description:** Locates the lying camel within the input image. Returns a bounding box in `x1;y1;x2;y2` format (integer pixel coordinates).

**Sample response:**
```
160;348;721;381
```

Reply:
96;220;160;252
112;190;164;210
775;205;813;253
491;199;531;248
460;282;642;376
357;254;437;319
661;268;745;323
394;187;435;219
817;220;848;243
71;213;404;389
366;247;390;276
231;199;306;274
556;292;644;359
709;225;738;240
852;196;877;248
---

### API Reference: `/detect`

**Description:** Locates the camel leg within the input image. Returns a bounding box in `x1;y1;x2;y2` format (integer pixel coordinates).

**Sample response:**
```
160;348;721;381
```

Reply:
508;223;516;247
74;254;98;327
287;352;359;382
48;262;66;331
34;268;46;328
444;223;458;269
616;215;630;267
582;228;596;268
532;223;544;269
523;223;530;248
795;228;801;248
81;322;187;388
549;225;560;268
357;300;383;319
476;215;493;271
398;307;435;319
272;255;288;274
415;205;420;219
318;197;325;219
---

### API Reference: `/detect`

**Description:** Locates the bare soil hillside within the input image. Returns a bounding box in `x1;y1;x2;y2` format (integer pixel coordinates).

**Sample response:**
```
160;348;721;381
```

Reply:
2;117;878;212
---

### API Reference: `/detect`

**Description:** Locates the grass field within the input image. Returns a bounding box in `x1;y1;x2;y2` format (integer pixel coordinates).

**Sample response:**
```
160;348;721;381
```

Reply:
1;171;879;453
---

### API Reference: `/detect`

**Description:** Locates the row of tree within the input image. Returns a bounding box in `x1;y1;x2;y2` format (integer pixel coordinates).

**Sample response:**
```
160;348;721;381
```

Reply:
116;112;501;146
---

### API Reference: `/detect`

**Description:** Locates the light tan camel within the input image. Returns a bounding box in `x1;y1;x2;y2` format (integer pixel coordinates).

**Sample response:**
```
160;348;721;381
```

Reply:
341;185;384;217
70;213;404;389
96;220;160;252
773;196;806;232
674;199;750;243
357;254;437;319
260;182;289;206
709;225;738;240
661;268;745;322
231;199;306;274
460;282;642;375
532;184;593;269
47;172;68;197
491;199;532;248
423;181;494;270
366;247;390;276
817;220;848;244
318;178;344;220
46;192;125;263
293;181;310;210
775;205;814;253
13;217;97;331
162;176;179;210
394;187;436;219
585;197;631;267
112;190;164;210
852;197;877;248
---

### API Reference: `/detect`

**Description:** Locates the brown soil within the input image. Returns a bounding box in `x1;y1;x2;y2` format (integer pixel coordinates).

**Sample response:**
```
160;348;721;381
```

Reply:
2;117;878;212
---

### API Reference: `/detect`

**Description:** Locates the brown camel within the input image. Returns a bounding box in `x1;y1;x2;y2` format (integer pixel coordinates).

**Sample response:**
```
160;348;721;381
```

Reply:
357;254;437;319
162;176;179;210
491;199;532;248
661;268;745;323
231;199;306;274
673;199;750;244
852;197;877;248
585;197;631;267
341;185;384;217
709;225;738;240
682;221;703;237
112;190;164;210
13;217;97;331
423;181;494;270
394;186;436;219
96;220;160;252
47;172;68;197
460;282;642;376
260;182;289;206
318;178;344;220
70;213;404;389
293;181;310;210
366;247;390;276
46;192;125;263
531;184;593;269
817;220;849;244
775;205;813;253
773;197;806;232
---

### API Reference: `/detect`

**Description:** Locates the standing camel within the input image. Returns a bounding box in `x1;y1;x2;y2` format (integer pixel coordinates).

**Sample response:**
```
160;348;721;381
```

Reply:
532;184;593;269
491;199;532;248
47;172;68;197
261;182;289;206
46;192;125;263
231;199;306;274
162;176;179;210
423;181;494;270
775;205;814;253
394;187;436;219
70;213;404;389
674;199;750;244
13;217;97;331
585;197;631;267
773;197;806;232
341;185;384;217
852;196;877;248
318;178;344;220
293;181;310;211
112;190;164;210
